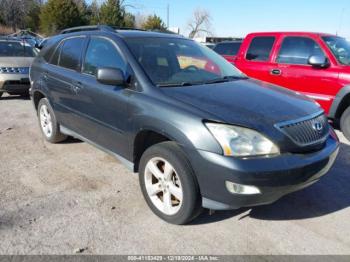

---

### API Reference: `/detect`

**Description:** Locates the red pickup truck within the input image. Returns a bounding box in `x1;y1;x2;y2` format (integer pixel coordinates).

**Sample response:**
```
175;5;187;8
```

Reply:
228;32;350;141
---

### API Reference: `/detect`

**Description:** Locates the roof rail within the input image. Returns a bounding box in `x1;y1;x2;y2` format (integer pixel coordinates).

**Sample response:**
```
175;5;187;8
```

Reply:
60;25;115;35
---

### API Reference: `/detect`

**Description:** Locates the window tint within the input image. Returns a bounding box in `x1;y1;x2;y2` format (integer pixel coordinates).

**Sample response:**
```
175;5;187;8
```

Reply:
43;44;56;62
277;37;324;65
50;43;62;65
213;42;241;56
246;37;275;61
83;37;125;76
0;41;37;57
59;37;85;71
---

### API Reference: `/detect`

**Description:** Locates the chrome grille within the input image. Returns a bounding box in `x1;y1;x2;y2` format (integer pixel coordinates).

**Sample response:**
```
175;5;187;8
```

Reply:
275;112;329;146
0;67;28;74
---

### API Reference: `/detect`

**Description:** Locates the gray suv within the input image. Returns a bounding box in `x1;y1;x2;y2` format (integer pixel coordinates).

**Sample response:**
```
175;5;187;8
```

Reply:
30;26;339;224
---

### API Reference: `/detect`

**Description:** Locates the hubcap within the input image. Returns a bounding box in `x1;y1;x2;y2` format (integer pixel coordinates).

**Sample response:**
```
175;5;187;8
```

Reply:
39;105;53;138
144;157;183;215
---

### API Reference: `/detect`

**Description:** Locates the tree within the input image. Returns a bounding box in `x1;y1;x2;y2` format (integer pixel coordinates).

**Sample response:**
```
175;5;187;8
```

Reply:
40;0;83;35
0;0;27;31
187;8;212;38
87;0;100;25
24;0;41;31
99;0;124;26
141;15;166;31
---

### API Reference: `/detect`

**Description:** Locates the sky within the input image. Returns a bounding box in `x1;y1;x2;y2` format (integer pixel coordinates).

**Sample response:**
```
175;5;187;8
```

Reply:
90;0;350;39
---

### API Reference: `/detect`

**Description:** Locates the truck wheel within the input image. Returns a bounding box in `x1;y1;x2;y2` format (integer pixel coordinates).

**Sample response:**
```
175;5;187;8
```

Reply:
139;141;202;224
341;107;350;142
37;98;67;143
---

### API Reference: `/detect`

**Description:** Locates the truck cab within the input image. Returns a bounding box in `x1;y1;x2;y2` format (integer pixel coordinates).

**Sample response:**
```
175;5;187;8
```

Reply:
232;32;350;141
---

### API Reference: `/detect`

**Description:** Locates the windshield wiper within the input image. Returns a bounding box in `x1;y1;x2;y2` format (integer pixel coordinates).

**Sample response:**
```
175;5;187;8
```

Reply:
205;75;248;84
157;82;194;88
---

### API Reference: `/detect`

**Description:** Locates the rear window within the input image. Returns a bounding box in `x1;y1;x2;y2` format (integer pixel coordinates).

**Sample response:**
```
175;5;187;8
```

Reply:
213;42;241;56
0;41;37;57
59;37;85;71
246;37;275;61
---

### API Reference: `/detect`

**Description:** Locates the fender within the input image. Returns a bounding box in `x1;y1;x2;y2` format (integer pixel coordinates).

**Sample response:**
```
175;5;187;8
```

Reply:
328;85;350;119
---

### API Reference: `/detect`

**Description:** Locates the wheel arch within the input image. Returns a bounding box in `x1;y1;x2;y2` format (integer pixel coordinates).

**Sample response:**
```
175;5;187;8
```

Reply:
329;85;350;120
133;129;177;173
33;90;46;111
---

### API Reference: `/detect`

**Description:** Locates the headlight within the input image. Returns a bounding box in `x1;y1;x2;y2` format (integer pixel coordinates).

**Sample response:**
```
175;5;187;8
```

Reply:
205;123;280;157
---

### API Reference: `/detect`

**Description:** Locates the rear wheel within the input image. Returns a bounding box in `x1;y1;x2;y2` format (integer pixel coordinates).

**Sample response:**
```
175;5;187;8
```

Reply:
139;141;202;224
38;98;67;143
340;107;350;142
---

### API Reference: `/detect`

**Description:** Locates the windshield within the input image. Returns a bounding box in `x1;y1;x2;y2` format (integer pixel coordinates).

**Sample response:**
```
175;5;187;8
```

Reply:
0;41;38;57
322;36;350;65
124;37;246;87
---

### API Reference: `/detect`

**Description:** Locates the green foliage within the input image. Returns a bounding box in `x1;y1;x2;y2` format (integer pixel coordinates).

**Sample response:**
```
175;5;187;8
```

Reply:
24;0;41;31
40;0;84;35
141;15;166;31
99;0;124;26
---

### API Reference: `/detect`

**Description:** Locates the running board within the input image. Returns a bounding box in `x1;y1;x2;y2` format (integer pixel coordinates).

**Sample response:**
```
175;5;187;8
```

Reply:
60;126;135;172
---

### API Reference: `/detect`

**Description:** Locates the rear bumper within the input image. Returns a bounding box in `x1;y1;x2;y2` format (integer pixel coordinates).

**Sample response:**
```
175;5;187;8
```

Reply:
0;74;30;93
185;136;339;210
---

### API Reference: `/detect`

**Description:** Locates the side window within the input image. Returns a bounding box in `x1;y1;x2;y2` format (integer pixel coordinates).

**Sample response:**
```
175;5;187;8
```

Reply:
277;37;325;65
59;37;85;71
214;42;241;56
246;37;275;61
50;42;63;66
83;37;126;76
42;44;56;62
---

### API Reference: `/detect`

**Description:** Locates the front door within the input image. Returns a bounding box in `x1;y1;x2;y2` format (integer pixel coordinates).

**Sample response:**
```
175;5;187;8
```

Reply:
71;36;131;158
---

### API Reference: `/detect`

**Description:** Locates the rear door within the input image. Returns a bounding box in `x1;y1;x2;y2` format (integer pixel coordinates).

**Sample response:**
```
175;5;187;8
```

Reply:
45;36;87;128
270;36;340;113
234;35;277;83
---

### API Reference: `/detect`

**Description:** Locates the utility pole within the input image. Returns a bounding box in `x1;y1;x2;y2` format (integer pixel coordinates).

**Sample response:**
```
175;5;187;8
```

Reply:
167;3;170;28
337;8;345;36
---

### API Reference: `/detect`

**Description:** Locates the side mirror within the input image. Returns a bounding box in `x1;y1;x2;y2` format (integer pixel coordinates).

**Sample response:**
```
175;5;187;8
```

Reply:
308;55;329;68
96;67;125;86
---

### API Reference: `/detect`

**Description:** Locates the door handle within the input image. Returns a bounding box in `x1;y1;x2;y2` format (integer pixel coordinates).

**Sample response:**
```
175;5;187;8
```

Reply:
43;72;48;80
71;82;83;93
270;69;282;75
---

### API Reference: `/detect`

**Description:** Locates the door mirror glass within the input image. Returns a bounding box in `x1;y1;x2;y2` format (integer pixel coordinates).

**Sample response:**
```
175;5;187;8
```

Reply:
308;55;329;68
96;67;125;86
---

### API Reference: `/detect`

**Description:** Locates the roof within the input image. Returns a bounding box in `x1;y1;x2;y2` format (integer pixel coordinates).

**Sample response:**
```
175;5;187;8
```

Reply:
246;32;338;37
59;25;185;39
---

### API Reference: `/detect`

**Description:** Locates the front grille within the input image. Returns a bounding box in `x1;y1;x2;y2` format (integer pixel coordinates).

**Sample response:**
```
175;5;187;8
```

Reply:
0;67;29;74
275;112;329;146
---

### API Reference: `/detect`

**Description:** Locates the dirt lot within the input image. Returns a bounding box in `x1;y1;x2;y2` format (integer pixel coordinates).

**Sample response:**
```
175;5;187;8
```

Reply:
0;94;350;255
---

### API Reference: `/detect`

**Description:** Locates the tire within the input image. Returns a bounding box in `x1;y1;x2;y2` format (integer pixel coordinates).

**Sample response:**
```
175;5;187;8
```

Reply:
340;106;350;142
139;141;202;225
37;98;67;143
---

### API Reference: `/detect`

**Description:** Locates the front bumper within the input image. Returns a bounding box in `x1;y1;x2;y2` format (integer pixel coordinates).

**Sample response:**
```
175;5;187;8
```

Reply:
0;74;30;93
185;136;339;210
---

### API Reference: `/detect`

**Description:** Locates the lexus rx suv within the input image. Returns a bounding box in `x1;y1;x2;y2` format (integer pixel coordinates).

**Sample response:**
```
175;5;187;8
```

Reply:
30;26;339;224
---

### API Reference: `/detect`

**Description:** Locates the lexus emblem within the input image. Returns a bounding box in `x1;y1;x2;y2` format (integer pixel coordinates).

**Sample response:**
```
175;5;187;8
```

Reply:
313;122;323;132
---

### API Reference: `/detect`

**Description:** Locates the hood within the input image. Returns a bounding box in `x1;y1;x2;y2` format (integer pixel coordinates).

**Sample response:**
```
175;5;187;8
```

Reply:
162;79;321;131
0;57;34;67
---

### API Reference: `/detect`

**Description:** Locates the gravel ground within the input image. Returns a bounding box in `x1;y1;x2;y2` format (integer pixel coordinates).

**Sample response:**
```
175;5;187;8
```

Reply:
0;94;350;255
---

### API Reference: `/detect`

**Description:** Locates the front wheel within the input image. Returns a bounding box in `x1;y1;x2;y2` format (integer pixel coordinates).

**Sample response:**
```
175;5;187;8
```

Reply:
139;142;202;224
38;98;67;143
340;107;350;142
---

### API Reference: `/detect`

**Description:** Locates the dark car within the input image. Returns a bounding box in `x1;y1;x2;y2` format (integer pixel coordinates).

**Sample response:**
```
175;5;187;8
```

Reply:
213;40;242;63
30;26;339;224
